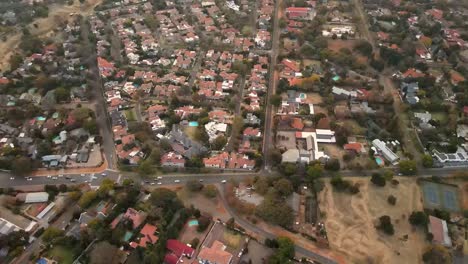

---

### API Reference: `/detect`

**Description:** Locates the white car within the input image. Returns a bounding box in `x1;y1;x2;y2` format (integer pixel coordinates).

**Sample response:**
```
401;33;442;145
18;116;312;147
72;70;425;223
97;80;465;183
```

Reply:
221;180;227;184
70;179;76;182
52;177;58;180
157;182;162;185
84;180;89;183
157;176;163;180
101;173;107;176
47;175;51;178
174;180;180;183
27;177;32;181
9;177;14;180
58;174;63;177
199;179;204;182
80;174;85;177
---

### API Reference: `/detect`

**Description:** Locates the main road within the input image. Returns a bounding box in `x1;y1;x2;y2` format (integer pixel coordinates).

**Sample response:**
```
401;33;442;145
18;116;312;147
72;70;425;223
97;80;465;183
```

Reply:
262;0;282;170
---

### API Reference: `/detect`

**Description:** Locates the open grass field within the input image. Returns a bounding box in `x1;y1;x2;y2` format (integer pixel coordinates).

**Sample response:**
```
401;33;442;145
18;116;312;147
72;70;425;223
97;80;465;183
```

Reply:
48;246;75;264
318;177;428;264
124;109;136;122
223;231;242;249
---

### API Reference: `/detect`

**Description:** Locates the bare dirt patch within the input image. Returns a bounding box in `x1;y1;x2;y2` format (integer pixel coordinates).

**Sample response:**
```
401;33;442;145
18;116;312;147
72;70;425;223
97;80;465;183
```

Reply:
327;39;358;53
304;92;323;104
318;177;428;264
178;188;231;222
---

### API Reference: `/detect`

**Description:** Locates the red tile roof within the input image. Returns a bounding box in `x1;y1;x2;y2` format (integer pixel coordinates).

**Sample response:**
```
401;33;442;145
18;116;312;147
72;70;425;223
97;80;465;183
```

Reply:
166;239;194;258
344;143;363;153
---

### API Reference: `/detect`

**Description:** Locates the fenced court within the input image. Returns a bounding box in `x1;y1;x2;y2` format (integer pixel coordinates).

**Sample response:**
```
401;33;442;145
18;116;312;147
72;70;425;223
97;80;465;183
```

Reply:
421;181;460;212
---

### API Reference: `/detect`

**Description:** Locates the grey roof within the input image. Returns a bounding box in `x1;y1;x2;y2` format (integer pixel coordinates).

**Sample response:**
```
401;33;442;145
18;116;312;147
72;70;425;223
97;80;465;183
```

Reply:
168;125;207;159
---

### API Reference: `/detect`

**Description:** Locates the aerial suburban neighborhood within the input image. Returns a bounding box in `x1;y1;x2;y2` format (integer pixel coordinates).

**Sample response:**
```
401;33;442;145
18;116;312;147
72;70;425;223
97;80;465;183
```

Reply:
0;0;467;263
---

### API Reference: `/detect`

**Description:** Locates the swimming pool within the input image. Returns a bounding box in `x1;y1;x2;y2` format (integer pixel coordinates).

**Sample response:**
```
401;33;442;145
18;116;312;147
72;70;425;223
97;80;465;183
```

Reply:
188;121;199;127
375;156;384;166
188;220;199;227
299;93;306;99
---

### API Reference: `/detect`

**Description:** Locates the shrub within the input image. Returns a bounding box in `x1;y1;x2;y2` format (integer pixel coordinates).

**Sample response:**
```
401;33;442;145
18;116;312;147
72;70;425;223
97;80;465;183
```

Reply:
371;173;386;187
387;195;397;205
377;215;394;235
409;211;428;226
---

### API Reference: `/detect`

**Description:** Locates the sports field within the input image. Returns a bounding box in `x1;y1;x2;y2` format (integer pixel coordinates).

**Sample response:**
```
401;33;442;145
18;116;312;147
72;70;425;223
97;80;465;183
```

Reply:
421;181;460;212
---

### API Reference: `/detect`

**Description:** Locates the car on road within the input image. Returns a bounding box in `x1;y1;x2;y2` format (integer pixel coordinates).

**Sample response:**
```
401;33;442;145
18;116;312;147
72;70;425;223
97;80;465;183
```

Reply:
84;180;89;183
27;177;32;181
101;173;107;176
174;180;180;183
47;175;51;178
150;182;155;185
91;176;97;180
52;177;58;180
58;174;63;177
70;179;76;182
80;174;85;177
221;180;227;184
157;182;162;185
199;179;204;182
157;176;163;179
9;177;14;180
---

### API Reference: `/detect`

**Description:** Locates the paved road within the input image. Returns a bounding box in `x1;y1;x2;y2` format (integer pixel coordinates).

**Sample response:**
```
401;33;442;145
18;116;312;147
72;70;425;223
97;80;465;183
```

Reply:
262;0;282;170
81;19;117;170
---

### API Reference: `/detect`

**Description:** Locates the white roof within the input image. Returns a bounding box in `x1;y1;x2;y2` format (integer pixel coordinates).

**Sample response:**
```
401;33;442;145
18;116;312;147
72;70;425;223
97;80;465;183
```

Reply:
25;192;49;203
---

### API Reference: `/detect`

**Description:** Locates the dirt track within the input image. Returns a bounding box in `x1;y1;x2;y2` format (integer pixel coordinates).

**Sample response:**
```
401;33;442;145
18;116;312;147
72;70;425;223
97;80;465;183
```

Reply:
318;177;428;264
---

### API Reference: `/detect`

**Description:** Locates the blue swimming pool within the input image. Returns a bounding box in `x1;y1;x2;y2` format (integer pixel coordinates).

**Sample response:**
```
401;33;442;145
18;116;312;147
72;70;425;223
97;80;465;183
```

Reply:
375;157;384;166
188;220;199;227
188;121;199;127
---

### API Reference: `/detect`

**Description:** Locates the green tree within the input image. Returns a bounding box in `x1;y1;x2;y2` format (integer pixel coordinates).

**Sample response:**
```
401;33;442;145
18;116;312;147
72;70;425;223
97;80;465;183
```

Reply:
409;211;428;226
54;87;70;102
422;245;451;264
211;135;227;150
282;163;297;176
274;178;293;197
271;94;282;107
306;163;323;182
98;179;115;198
202;184;217;198
387;195;397;205
399;160;417;175
42;227;64;244
422;154;434;168
256;198;294;227
377;215;394;235
324;158;340;171
370;173;386;187
354;40;373;57
78;190;97;208
138;160;154;176
12;157;33;176
254;176;270;195
269;237;295;264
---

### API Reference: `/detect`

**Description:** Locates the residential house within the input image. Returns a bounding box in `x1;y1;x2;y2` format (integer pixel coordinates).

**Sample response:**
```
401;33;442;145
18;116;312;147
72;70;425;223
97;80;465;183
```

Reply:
197;240;233;264
161;152;185;168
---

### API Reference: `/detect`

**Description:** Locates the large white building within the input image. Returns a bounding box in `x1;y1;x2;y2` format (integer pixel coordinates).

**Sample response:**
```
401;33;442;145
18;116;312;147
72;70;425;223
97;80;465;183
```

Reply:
372;139;399;164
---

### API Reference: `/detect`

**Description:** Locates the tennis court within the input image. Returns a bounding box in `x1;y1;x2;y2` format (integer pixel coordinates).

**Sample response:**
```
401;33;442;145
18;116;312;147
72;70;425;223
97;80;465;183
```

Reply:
421;181;460;212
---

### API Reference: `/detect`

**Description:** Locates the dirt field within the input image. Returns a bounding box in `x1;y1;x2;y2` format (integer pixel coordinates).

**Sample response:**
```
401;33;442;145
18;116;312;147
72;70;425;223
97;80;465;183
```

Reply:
0;0;102;70
327;39;359;53
318;177;428;264
304;92;323;104
178;187;231;222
